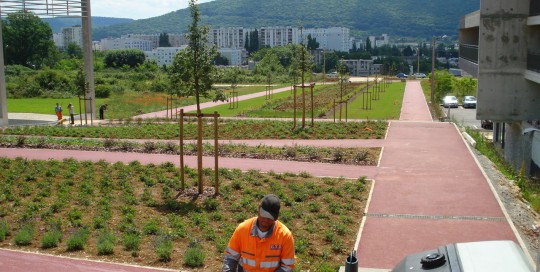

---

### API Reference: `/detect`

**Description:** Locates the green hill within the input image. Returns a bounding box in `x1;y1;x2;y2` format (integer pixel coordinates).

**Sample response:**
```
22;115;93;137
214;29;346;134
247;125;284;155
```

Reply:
93;0;479;40
44;17;134;33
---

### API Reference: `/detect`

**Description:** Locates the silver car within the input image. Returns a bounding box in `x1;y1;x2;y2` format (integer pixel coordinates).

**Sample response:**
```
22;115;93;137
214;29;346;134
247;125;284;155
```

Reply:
462;95;477;108
442;95;458;108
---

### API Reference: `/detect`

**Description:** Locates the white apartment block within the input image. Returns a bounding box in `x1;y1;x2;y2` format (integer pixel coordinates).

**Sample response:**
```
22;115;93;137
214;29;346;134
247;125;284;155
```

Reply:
168;33;188;47
369;34;390;48
145;46;188;66
303;27;350;52
341;59;381;76
53;33;65;49
218;48;248;66
60;26;83;49
259;27;302;48
209;27;250;49
100;37;153;51
122;34;160;49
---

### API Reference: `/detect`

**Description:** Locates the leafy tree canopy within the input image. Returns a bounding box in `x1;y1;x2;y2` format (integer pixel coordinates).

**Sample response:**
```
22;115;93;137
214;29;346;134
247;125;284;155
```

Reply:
103;49;146;68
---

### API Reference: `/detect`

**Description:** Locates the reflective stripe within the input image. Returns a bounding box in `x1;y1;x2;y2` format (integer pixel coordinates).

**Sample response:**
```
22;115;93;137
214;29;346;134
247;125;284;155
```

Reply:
225;247;240;258
279;265;293;272
242;257;256;267
281;258;295;265
260;261;280;268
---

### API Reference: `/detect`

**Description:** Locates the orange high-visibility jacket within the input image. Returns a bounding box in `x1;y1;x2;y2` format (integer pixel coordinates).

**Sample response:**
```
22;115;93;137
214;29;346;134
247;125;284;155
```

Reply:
223;217;295;272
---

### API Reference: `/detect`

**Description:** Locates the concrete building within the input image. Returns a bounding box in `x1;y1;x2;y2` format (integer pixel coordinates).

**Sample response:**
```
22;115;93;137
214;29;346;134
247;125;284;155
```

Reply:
100;37;153;51
209;27;248;49
122;34;160;49
259;26;302;48
303;27;351;52
145;46;187;66
341;59;381;76
53;33;65;49
55;26;83;50
459;1;540;177
218;48;248;66
369;34;390;48
168;33;188;47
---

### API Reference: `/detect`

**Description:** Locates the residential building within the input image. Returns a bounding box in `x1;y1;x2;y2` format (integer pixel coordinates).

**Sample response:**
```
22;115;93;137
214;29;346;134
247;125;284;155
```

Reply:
303;27;351;52
122;34;160;49
459;1;540;177
168;33;188;47
218;48;248;66
145;46;187;66
341;59;381;76
259;26;302;48
209;27;248;49
369;34;390;48
55;26;83;50
100;37;153;51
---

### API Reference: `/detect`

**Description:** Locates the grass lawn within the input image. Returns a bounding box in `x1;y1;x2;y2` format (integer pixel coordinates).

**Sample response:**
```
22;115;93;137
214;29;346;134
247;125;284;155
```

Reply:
6;98;108;115
0;157;370;271
345;82;405;120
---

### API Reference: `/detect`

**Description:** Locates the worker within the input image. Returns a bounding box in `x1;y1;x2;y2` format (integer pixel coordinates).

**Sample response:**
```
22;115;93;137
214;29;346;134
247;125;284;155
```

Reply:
223;194;296;272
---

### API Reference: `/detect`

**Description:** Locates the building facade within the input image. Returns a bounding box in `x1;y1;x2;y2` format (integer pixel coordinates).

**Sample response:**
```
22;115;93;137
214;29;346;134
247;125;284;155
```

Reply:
100;37;153;51
145;46;188;66
341;59;381;76
209;27;248;49
259;26;302;48
304;27;351;52
218;48;248;66
369;34;390;48
57;26;83;50
459;1;540;177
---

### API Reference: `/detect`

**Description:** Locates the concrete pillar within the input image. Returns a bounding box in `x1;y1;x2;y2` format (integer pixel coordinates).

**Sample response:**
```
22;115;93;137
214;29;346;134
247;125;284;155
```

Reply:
0;19;8;127
81;0;96;118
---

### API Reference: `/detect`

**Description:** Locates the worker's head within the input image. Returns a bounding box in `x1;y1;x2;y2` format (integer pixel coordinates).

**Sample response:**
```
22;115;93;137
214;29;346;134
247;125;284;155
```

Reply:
257;194;280;231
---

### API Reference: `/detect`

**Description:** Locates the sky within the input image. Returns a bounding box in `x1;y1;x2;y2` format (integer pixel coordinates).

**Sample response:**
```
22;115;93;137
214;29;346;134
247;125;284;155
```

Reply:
90;0;214;20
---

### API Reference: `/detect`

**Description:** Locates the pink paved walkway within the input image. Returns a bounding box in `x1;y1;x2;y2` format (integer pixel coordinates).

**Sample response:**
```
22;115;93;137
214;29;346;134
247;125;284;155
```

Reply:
356;81;519;269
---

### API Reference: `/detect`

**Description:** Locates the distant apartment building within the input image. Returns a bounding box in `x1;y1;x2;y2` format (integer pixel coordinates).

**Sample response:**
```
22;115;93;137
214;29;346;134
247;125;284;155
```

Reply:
53;26;83;50
100;37;153;51
259;26;302;48
168;33;188;47
145;46;188;66
369;34;390;48
209;27;249;49
303;27;350;52
341;59;381;76
459;1;540;177
122;34;160;49
218;48;248;66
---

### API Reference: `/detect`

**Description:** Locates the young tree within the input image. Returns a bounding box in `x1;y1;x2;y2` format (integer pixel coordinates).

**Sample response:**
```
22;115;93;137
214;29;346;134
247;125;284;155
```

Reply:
336;60;350;101
65;42;83;59
168;0;219;194
2;11;56;68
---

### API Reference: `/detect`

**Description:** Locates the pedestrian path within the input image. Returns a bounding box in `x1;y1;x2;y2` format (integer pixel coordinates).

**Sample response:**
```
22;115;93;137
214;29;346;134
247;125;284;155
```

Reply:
355;81;522;270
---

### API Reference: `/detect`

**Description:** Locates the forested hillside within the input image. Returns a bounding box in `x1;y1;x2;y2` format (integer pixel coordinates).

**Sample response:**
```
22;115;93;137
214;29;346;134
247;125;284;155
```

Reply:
92;0;479;40
44;17;134;33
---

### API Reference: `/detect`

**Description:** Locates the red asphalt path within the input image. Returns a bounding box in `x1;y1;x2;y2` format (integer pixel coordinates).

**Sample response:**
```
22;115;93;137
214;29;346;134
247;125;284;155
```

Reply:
356;81;521;270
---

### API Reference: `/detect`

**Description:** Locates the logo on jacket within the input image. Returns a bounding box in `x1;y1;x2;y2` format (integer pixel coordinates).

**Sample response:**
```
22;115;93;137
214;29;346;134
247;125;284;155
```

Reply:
270;244;282;250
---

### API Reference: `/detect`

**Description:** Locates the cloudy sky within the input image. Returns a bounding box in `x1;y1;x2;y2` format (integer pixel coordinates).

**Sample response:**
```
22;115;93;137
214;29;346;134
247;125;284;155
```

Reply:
91;0;214;20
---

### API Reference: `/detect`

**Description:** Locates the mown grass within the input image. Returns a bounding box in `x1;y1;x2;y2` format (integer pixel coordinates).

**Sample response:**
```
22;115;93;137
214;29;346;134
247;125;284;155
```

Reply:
0;157;370;271
1;119;388;140
346;81;405;119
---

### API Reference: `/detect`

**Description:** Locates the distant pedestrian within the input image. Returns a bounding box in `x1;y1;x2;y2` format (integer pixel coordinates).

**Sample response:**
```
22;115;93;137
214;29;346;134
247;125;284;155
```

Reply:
99;104;108;120
55;103;62;121
68;103;75;124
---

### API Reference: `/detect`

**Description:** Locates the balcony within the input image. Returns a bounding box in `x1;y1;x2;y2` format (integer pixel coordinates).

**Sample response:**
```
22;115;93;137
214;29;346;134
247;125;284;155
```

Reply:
532;1;540;16
459;44;478;64
528;53;540;73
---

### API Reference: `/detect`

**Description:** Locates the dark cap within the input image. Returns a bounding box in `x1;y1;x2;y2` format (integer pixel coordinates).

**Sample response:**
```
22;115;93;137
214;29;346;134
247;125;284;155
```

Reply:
260;194;280;221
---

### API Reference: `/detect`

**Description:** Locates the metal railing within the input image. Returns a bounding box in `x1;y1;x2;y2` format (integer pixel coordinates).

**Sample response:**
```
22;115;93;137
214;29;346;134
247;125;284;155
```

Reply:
531;1;540;16
459;44;479;64
527;53;540;73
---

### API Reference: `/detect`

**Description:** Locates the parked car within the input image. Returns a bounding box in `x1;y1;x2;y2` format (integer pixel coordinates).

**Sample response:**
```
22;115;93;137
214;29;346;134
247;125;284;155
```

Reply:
413;73;426;78
396;73;408;79
462;95;477;108
481;120;493;130
326;71;338;78
442;95;458;108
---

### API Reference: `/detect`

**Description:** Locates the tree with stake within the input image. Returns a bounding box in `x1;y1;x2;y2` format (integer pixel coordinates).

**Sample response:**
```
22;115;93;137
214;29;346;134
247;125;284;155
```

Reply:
295;40;313;128
169;0;219;194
